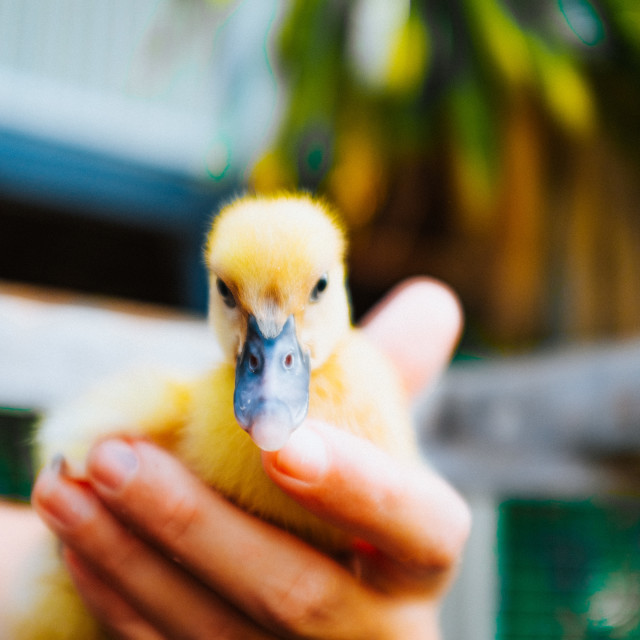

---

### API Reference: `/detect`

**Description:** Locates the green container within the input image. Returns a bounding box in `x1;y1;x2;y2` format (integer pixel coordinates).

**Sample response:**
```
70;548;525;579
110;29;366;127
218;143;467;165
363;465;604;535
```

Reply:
0;407;38;502
498;499;640;639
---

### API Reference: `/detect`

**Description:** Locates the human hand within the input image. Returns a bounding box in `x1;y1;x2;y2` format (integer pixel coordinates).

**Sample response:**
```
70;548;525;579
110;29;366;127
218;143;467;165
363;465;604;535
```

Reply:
32;277;470;639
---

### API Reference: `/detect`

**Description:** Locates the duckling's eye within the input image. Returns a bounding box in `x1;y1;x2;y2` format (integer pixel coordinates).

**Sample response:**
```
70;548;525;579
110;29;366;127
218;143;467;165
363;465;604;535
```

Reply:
310;274;329;302
216;278;236;308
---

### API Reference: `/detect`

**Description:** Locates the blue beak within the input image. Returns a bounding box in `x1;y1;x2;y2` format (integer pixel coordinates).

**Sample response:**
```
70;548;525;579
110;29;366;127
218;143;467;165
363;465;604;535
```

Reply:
233;315;310;451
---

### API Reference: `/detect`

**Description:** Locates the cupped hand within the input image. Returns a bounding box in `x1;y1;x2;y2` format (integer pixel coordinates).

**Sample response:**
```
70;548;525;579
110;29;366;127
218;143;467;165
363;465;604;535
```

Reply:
32;278;470;640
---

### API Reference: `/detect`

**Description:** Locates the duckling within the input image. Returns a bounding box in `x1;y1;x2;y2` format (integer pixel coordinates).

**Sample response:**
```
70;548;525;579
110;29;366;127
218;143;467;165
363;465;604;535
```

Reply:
11;193;417;640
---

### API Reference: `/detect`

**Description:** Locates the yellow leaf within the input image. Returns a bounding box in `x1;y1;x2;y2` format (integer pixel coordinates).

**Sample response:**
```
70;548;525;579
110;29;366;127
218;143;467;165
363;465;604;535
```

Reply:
249;150;296;193
385;15;430;96
535;45;596;136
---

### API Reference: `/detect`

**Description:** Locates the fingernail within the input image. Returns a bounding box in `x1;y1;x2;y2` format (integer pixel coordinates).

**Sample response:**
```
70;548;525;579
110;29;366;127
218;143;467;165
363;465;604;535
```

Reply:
51;453;68;476
35;456;95;529
88;439;139;491
274;426;328;482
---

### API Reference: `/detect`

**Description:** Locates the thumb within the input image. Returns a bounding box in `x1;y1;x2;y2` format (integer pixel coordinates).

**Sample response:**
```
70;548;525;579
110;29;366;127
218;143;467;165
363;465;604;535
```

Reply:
262;421;469;571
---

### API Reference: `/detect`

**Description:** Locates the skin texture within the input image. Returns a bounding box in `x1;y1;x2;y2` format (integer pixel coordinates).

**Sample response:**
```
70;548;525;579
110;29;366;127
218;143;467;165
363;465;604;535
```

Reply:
1;277;469;640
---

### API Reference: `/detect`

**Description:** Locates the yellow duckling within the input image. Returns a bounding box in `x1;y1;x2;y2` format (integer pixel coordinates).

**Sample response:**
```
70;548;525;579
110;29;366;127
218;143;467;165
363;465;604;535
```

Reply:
12;193;417;639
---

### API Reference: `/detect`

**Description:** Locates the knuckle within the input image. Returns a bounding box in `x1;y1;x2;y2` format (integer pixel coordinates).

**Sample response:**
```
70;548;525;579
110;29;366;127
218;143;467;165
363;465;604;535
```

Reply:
454;497;473;548
440;495;472;567
424;494;473;572
262;566;342;636
154;486;201;548
107;527;148;573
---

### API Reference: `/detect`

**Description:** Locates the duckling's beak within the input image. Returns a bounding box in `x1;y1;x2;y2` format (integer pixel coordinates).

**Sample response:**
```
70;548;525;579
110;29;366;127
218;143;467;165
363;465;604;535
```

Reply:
234;315;310;451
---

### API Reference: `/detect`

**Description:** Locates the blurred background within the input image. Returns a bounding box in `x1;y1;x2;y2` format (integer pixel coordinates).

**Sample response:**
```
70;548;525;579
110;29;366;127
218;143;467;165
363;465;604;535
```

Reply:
1;0;640;638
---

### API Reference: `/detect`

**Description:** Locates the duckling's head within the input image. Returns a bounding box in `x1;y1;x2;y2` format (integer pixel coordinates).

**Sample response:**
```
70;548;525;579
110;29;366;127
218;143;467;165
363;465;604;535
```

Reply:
205;193;351;450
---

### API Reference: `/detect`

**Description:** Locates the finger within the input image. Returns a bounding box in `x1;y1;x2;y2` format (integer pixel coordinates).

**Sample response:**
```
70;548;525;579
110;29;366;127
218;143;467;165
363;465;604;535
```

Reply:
84;438;394;639
63;548;165;640
360;277;463;398
263;421;471;577
32;460;271;640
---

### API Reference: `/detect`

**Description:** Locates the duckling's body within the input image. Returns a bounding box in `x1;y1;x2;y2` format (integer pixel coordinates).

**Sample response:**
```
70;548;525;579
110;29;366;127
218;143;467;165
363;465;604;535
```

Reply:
10;194;417;640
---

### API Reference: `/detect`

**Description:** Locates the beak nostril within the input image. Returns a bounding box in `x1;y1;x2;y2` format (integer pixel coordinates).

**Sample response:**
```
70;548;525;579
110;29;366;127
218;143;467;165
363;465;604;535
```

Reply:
249;354;260;372
283;353;294;369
